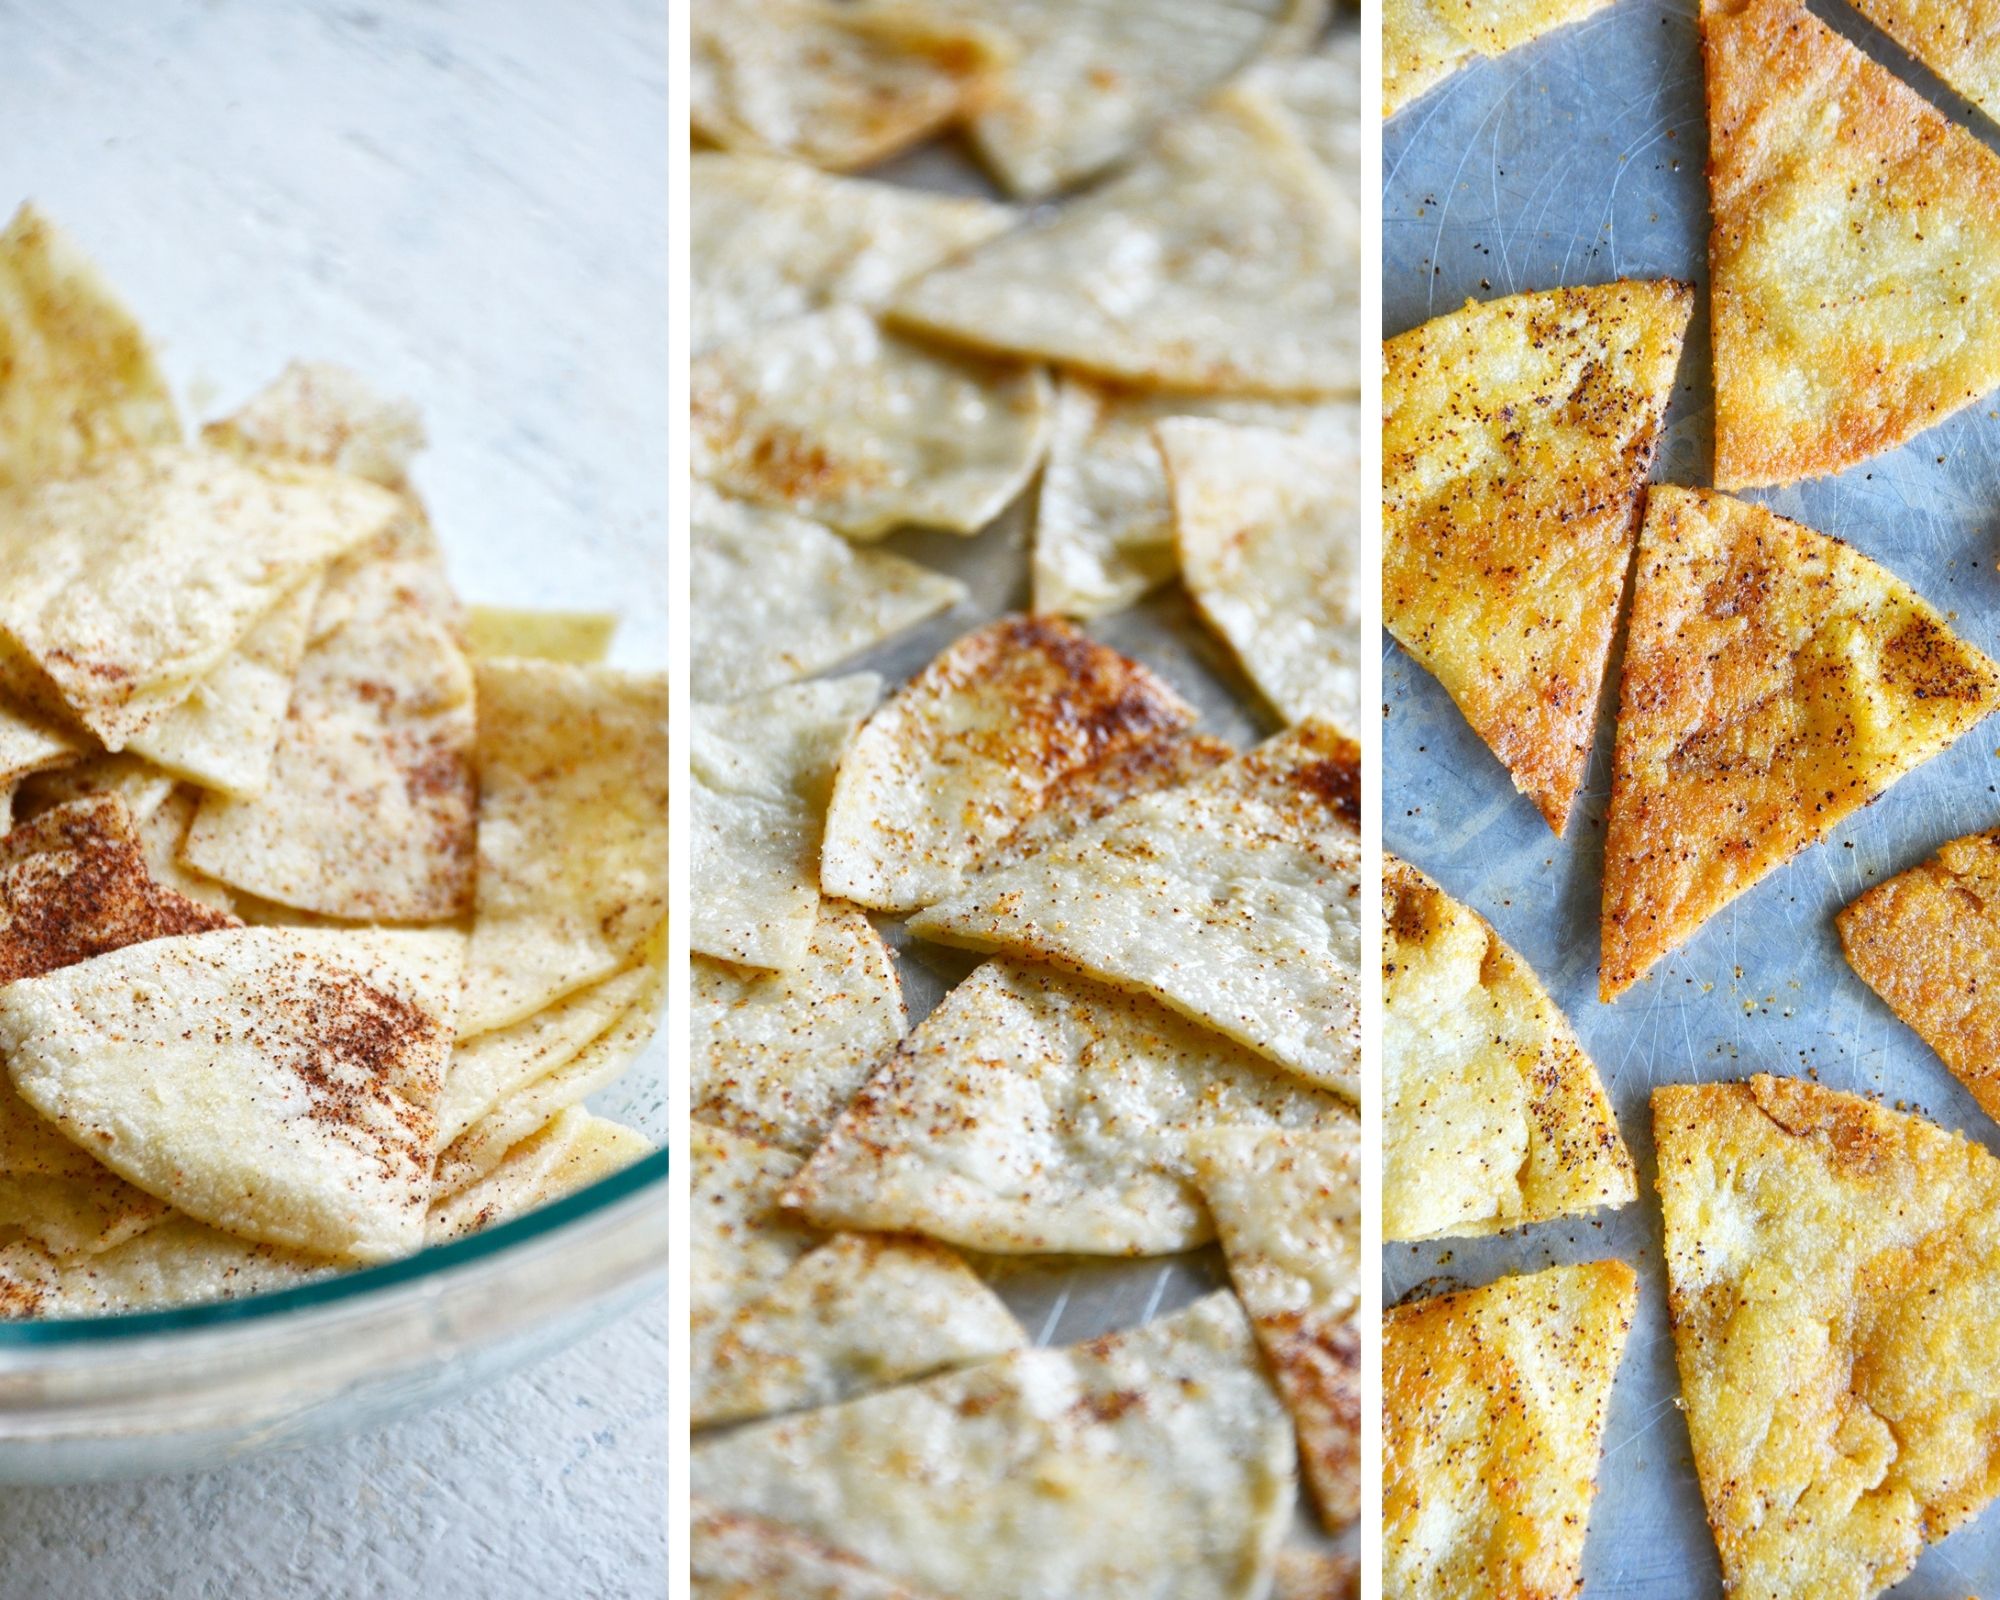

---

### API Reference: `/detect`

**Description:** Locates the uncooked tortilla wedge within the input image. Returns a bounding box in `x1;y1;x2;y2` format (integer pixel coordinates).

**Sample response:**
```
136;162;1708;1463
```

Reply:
691;484;964;703
820;615;1197;913
1384;856;1633;1241
1706;0;2000;488
693;1292;1296;1600
1384;0;1614;118
0;1218;332;1320
0;446;397;750
0;202;180;489
1161;418;1361;729
785;960;1349;1254
692;1503;951;1600
692;675;878;972
1383;280;1692;833
464;607;617;665
1;927;462;1263
692;305;1052;539
1655;1075;2000;1599
893;86;1358;397
201;360;424;490
1384;1260;1637;1598
908;721;1362;1096
1846;1;2000;130
1601;487;2000;1001
1190;1127;1361;1528
427;1105;652;1243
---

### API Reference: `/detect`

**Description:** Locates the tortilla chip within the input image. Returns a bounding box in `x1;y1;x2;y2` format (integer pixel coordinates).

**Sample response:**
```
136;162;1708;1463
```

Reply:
1707;0;2000;488
0;446;398;750
1601;487;2000;1000
201;361;423;490
693;902;907;1155
821;615;1197;913
693;1293;1296;1600
0;203;180;489
692;1503;952;1600
464;606;618;665
692;484;964;703
894;86;1357;397
785;959;1349;1254
1384;1260;1637;1597
1383;280;1692;832
692;674;879;972
693;151;1014;355
1;927;461;1263
1273;1550;1360;1600
1655;1074;2000;1598
0;1218;333;1320
1384;0;1615;117
979;728;1233;872
427;1105;651;1243
1248;34;1363;182
1384;856;1633;1242
15;753;175;827
1161;418;1360;729
692;305;1052;539
908;721;1362;1096
1189;1127;1361;1528
1849;1;2000;130
693;0;1007;171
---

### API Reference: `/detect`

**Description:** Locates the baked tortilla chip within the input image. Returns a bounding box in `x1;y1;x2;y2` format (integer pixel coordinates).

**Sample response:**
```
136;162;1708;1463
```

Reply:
464;607;617;665
201;360;423;490
692;484;964;703
0;203;180;489
692;305;1052;539
1848;1;2000;129
821;615;1197;913
1706;0;2000;487
1189;1127;1361;1528
1384;856;1633;1242
908;721;1362;1096
1;927;461;1263
1602;487;2000;1000
1161;418;1361;729
1383;280;1692;832
1655;1075;2000;1599
1384;1260;1637;1598
692;1123;822;1380
692;675;878;972
979;728;1233;873
784;960;1349;1254
893;86;1358;397
1248;35;1363;182
692;1503;951;1600
1384;0;1615;117
427;1105;651;1243
1273;1550;1360;1600
693;1292;1296;1600
0;1219;332;1320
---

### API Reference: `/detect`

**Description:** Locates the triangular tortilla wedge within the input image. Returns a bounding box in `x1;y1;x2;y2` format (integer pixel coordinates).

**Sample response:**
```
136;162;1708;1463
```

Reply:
1247;35;1362;182
693;902;908;1155
1838;830;2000;1125
692;1123;822;1381
1;1218;332;1320
784;959;1349;1255
1273;1550;1360;1600
908;721;1362;1096
1846;1;2000;130
1383;280;1692;832
1161;418;1361;729
1706;0;2000;488
0;203;181;489
1601;486;2000;1000
1384;1260;1637;1598
693;1292;1296;1600
1655;1074;2000;1598
693;305;1052;539
427;1105;652;1243
1384;855;1633;1242
1;927;462;1263
1188;1127;1361;1528
692;1503;952;1600
691;483;964;703
821;615;1197;913
893;86;1358;397
692;674;879;972
200;360;424;490
1384;0;1615;118
464;607;617;665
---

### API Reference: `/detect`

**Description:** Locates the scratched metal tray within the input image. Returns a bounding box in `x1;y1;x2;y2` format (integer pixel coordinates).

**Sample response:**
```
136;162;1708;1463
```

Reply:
1384;1;2000;1592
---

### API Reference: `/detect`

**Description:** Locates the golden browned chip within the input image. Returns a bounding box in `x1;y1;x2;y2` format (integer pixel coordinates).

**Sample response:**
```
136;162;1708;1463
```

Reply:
1383;280;1692;832
1706;0;2000;488
1655;1074;2000;1598
1848;1;2000;128
1384;0;1614;117
1383;1260;1637;1598
1601;487;2000;1000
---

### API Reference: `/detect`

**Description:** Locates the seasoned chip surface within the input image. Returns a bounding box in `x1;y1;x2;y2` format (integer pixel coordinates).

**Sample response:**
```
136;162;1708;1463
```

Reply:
1384;0;1614;117
692;1502;951;1600
1;1218;331;1320
427;1105;651;1243
201;360;424;490
1849;0;2000;129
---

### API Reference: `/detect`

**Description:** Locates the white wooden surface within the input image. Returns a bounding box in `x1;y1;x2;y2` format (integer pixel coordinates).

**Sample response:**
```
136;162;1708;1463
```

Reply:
0;1;669;1593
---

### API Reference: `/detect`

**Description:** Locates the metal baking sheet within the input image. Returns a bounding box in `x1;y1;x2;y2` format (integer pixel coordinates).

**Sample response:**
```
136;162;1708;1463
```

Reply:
1384;1;2000;1592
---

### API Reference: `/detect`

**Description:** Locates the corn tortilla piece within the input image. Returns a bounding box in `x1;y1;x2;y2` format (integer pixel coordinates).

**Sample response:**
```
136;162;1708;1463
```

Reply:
692;1503;953;1600
691;484;964;703
1706;0;2000;488
1246;34;1363;183
1655;1075;2000;1599
692;305;1052;539
15;753;176;826
426;1105;652;1243
1601;487;2000;1001
1847;0;2000;130
821;615;1198;914
691;1123;821;1384
0;1219;334;1320
1384;0;1615;118
0;202;180;489
1273;1550;1360;1600
464;606;618;665
693;1292;1296;1600
1;927;462;1264
1383;280;1692;833
892;86;1358;398
201;360;424;490
0;700;84;797
456;659;667;1039
784;960;1350;1255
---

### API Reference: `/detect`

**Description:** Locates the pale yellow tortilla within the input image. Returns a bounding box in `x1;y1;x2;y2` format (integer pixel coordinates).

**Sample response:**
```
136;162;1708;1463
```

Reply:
692;1503;953;1600
464;606;618;665
201;360;424;490
427;1105;652;1243
1;1218;333;1320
